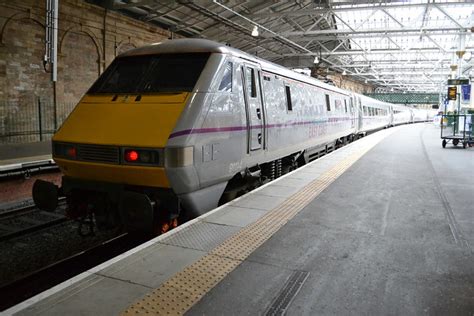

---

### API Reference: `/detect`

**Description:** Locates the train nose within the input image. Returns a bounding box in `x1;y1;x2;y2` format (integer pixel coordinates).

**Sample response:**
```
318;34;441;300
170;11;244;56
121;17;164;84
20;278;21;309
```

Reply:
53;93;189;148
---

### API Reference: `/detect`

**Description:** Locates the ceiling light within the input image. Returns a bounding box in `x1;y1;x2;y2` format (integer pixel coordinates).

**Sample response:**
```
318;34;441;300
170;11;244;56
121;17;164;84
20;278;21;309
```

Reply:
391;88;394;92
342;70;347;75
313;56;319;64
251;26;259;37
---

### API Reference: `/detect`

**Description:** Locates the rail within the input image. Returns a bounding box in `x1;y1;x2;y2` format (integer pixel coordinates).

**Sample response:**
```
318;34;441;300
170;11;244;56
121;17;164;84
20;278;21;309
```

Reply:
0;201;68;242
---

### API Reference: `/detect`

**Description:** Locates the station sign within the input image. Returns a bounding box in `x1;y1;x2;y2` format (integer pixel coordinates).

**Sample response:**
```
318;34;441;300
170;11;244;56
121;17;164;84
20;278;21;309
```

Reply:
447;86;457;100
461;84;471;101
447;78;469;85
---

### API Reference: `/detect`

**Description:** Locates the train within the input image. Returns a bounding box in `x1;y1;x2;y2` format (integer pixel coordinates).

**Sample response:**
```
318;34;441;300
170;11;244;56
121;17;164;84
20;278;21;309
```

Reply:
32;38;431;234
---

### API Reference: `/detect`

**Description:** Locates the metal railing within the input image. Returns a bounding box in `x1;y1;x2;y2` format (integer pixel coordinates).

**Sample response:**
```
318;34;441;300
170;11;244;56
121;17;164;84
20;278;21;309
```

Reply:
441;114;473;141
0;98;76;144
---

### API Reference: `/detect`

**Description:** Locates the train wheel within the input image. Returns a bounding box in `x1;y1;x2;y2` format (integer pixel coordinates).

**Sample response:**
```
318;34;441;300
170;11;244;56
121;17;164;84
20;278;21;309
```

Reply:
442;139;446;148
453;139;459;146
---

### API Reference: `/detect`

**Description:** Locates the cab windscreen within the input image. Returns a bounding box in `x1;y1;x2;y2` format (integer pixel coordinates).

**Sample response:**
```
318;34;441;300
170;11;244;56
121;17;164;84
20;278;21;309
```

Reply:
88;53;210;94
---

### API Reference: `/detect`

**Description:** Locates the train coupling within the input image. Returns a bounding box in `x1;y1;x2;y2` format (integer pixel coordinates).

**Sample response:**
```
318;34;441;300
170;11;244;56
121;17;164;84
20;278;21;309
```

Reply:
32;179;60;212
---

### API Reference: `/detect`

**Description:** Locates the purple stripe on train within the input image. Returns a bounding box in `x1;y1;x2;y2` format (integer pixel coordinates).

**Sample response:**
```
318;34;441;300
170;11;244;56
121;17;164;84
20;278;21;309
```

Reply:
168;117;356;139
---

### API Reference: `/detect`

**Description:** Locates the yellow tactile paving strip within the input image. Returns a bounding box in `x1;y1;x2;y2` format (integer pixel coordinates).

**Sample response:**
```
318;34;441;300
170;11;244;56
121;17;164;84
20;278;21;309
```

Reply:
122;130;395;315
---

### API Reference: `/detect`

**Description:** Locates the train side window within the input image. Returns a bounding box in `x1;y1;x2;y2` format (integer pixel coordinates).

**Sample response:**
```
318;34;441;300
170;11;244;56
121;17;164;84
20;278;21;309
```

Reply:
218;62;233;92
285;85;293;111
344;99;348;113
325;94;331;111
246;67;257;98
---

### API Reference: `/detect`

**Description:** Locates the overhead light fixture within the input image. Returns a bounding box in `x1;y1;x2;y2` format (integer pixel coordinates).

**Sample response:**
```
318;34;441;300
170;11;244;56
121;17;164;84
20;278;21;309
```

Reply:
342;70;347;75
391;88;394;92
251;26;259;37
313;56;319;64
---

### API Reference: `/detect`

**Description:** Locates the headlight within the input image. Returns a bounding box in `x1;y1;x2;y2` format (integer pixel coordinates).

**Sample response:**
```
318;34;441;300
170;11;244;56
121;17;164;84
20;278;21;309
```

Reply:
53;142;77;159
165;147;194;167
122;148;162;166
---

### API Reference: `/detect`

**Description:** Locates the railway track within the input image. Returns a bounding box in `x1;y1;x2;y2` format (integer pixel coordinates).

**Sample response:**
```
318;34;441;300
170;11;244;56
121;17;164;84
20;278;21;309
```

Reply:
0;233;149;311
0;201;68;242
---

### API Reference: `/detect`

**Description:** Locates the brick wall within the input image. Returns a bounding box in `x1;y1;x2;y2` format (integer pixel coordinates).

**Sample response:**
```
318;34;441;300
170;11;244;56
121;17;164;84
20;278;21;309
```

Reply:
0;0;170;143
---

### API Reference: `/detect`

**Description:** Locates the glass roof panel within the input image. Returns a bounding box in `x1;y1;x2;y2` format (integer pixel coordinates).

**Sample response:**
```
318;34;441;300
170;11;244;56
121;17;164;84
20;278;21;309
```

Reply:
334;1;473;92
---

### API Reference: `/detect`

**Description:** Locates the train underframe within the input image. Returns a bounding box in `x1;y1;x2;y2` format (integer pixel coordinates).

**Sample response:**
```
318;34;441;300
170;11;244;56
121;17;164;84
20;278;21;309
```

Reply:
33;177;181;236
33;133;364;236
219;133;358;205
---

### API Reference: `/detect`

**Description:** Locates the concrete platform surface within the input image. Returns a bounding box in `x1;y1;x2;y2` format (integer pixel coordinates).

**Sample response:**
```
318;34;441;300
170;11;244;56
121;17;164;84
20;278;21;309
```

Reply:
6;123;474;315
0;142;51;163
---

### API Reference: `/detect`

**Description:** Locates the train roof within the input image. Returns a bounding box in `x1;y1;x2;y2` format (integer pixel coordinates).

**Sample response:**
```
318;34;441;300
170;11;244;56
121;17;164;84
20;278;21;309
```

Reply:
120;38;242;57
120;38;351;97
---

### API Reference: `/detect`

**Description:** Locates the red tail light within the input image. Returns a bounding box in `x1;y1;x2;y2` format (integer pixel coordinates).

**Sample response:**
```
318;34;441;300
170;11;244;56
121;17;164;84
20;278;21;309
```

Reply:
125;150;139;162
122;148;161;165
66;147;76;158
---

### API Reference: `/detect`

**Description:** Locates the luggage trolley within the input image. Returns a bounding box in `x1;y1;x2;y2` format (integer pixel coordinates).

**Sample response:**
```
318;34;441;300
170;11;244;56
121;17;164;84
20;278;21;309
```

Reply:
440;114;473;148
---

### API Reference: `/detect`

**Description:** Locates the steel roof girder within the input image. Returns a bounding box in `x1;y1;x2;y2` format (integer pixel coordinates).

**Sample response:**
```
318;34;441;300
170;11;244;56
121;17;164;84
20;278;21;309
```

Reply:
283;26;467;37
250;2;473;19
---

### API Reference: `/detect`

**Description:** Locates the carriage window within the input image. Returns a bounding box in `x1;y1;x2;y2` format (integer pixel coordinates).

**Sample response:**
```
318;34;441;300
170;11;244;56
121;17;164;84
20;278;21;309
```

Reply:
218;62;233;92
325;94;331;111
246;67;257;98
89;53;210;94
285;86;293;111
344;99;348;113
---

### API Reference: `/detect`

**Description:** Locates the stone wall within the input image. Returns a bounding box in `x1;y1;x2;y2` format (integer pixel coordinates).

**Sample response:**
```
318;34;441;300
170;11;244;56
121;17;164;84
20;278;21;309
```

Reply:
327;73;375;94
0;0;170;142
311;67;375;94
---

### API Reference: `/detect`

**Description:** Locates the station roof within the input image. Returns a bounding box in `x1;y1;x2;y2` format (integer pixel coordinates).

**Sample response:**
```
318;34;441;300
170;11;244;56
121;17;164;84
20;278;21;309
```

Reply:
90;0;474;93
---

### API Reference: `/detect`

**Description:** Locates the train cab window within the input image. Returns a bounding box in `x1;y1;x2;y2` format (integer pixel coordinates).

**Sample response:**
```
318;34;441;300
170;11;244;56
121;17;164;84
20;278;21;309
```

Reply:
325;94;331;111
246;67;257;98
285;86;293;111
89;53;210;94
218;62;233;92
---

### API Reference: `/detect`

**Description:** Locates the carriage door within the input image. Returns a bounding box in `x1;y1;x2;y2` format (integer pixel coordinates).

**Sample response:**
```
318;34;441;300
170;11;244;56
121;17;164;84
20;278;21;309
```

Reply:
357;97;363;131
242;64;264;151
349;97;355;129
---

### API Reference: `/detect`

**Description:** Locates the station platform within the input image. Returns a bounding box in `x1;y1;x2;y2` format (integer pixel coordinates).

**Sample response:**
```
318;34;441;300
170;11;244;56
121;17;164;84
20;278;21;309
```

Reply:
7;123;474;315
0;141;52;168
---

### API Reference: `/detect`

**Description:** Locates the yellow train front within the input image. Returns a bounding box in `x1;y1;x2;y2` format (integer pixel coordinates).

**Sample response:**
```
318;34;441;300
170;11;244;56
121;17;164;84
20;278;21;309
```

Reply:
33;39;221;234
